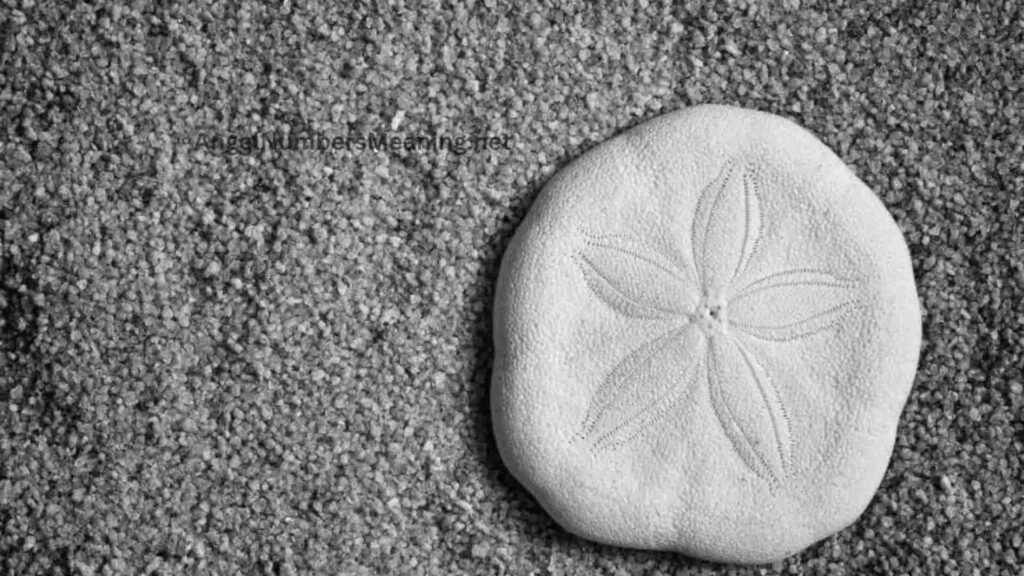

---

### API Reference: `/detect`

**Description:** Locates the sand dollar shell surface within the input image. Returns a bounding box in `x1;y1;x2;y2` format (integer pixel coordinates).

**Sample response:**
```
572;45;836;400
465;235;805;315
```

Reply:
491;105;922;564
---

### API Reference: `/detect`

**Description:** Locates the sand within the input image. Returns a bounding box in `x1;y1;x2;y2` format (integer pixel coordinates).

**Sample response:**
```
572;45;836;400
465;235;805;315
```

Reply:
1;1;1022;574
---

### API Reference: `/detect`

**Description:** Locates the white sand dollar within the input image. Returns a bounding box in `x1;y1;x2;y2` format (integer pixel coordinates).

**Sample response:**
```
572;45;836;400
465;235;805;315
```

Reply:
491;105;921;564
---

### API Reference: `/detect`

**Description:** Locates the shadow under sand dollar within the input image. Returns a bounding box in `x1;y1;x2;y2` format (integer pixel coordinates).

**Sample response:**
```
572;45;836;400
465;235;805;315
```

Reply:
467;181;560;544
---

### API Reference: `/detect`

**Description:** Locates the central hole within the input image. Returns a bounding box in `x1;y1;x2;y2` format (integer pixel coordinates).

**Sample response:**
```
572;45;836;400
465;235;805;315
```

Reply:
709;305;722;319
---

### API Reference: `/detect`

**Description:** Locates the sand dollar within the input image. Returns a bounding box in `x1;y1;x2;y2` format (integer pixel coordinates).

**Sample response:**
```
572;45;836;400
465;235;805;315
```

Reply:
491;105;921;564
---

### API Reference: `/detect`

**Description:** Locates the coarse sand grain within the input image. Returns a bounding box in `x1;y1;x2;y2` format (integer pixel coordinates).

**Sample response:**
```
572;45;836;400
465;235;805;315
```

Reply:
1;1;1022;575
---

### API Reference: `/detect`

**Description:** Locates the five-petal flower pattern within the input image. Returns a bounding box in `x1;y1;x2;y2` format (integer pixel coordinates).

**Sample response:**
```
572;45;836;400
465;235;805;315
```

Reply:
572;161;864;487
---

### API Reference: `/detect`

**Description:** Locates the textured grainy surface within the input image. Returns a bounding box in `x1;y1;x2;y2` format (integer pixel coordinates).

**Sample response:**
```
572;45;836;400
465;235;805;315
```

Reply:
491;106;924;564
0;0;1021;574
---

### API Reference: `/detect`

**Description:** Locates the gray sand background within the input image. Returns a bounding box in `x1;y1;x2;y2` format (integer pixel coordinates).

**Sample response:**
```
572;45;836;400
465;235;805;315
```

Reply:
1;1;1022;574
